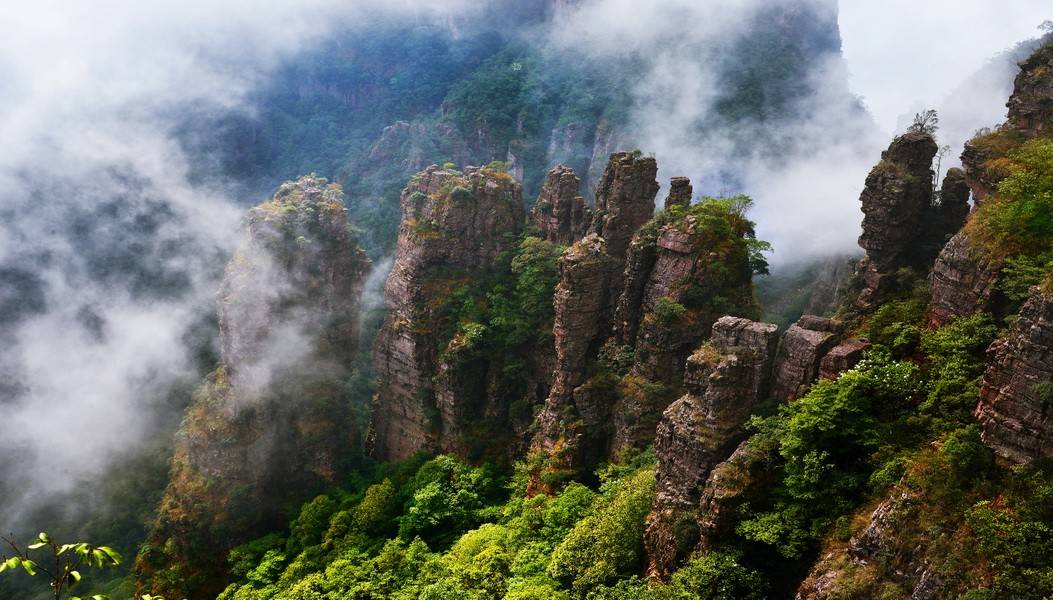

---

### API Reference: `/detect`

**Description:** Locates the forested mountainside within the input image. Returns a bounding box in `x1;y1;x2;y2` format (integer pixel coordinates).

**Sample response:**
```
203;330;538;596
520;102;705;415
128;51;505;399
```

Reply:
3;3;1053;600
189;0;854;258
127;37;1053;600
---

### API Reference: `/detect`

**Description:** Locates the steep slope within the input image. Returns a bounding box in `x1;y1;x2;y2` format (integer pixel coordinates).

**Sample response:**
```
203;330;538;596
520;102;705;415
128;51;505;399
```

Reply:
136;176;370;599
370;164;524;461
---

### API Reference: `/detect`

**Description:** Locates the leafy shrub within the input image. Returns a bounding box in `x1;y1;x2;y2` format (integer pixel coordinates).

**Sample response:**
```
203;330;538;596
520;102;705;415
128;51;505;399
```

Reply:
398;456;504;547
667;551;768;600
972;137;1053;258
548;469;656;592
739;351;920;558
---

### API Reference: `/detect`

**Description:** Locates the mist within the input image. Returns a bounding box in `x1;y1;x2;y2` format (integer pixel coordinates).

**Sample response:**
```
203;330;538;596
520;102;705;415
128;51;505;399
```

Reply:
0;0;480;526
1;0;1049;529
548;0;1050;266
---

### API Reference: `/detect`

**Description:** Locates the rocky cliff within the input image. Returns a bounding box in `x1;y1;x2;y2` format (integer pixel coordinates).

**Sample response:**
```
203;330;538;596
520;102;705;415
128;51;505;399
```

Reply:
977;284;1053;464
371;164;523;461
853;131;940;310
644;317;778;578
530;156;768;480
138;176;370;599
588;151;660;262
532;234;619;478
1006;40;1053;136
928;40;1053;325
771;315;841;402
927;230;1003;327
531;164;590;245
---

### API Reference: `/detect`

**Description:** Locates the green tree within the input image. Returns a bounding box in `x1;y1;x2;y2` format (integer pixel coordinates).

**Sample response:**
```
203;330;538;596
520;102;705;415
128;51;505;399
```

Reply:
0;532;131;600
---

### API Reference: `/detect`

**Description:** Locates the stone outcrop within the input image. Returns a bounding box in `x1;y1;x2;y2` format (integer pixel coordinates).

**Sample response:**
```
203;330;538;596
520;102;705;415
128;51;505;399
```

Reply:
589;151;659;261
532;154;759;478
960;40;1053;204
644;317;778;578
977;285;1053;464
664;176;692;209
531;164;589;245
771;315;840;402
371;164;522;461
218;176;370;384
1006;40;1053;136
818;338;870;381
853;131;940;310
611;210;761;453
532;234;618;475
926;230;1003;327
796;486;946;600
696;437;775;553
139;176;370;600
928;167;971;245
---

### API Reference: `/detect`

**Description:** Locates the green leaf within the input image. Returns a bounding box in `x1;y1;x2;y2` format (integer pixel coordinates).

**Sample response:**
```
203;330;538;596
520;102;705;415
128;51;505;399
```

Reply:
21;558;38;575
97;546;122;565
0;557;20;572
38;532;50;544
69;569;82;583
27;541;46;549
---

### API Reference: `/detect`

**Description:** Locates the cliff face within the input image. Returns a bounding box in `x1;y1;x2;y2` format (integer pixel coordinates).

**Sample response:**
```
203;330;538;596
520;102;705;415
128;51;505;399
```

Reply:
139;176;370;599
771;315;841;402
644;317;778;578
853;132;940;310
977;285;1053;464
928;41;1053;326
611;203;760;453
531;164;590;245
1006;40;1053;136
530;155;766;480
589;151;660;262
371;164;523;461
927;230;1003;327
532;234;619;476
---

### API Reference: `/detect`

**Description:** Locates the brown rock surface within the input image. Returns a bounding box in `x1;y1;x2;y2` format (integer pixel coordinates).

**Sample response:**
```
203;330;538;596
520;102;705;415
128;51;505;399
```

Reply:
977;285;1053;464
1006;40;1053;136
772;315;840;402
664;176;692;209
644;317;778;578
139;176;370;599
819;339;871;381
796;487;946;600
926;230;1002;327
589;151;659;261
854;132;939;309
696;437;775;553
531;234;618;472
371;164;523;461
531;164;589;245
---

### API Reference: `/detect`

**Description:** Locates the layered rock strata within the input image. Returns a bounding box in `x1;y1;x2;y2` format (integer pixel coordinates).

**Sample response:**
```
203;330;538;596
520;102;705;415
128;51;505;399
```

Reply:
771;315;840;402
926;231;1003;327
664;176;692;209
371;164;522;461
644;316;778;578
818;338;870;381
139;176;370;599
1006;40;1053;136
976;285;1053;464
854;131;940;309
531;164;589;245
532;234;618;471
589;150;659;261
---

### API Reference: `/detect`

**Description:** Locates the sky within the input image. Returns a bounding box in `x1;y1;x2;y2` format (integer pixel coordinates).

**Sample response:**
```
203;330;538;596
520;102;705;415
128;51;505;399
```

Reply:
840;1;1050;135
